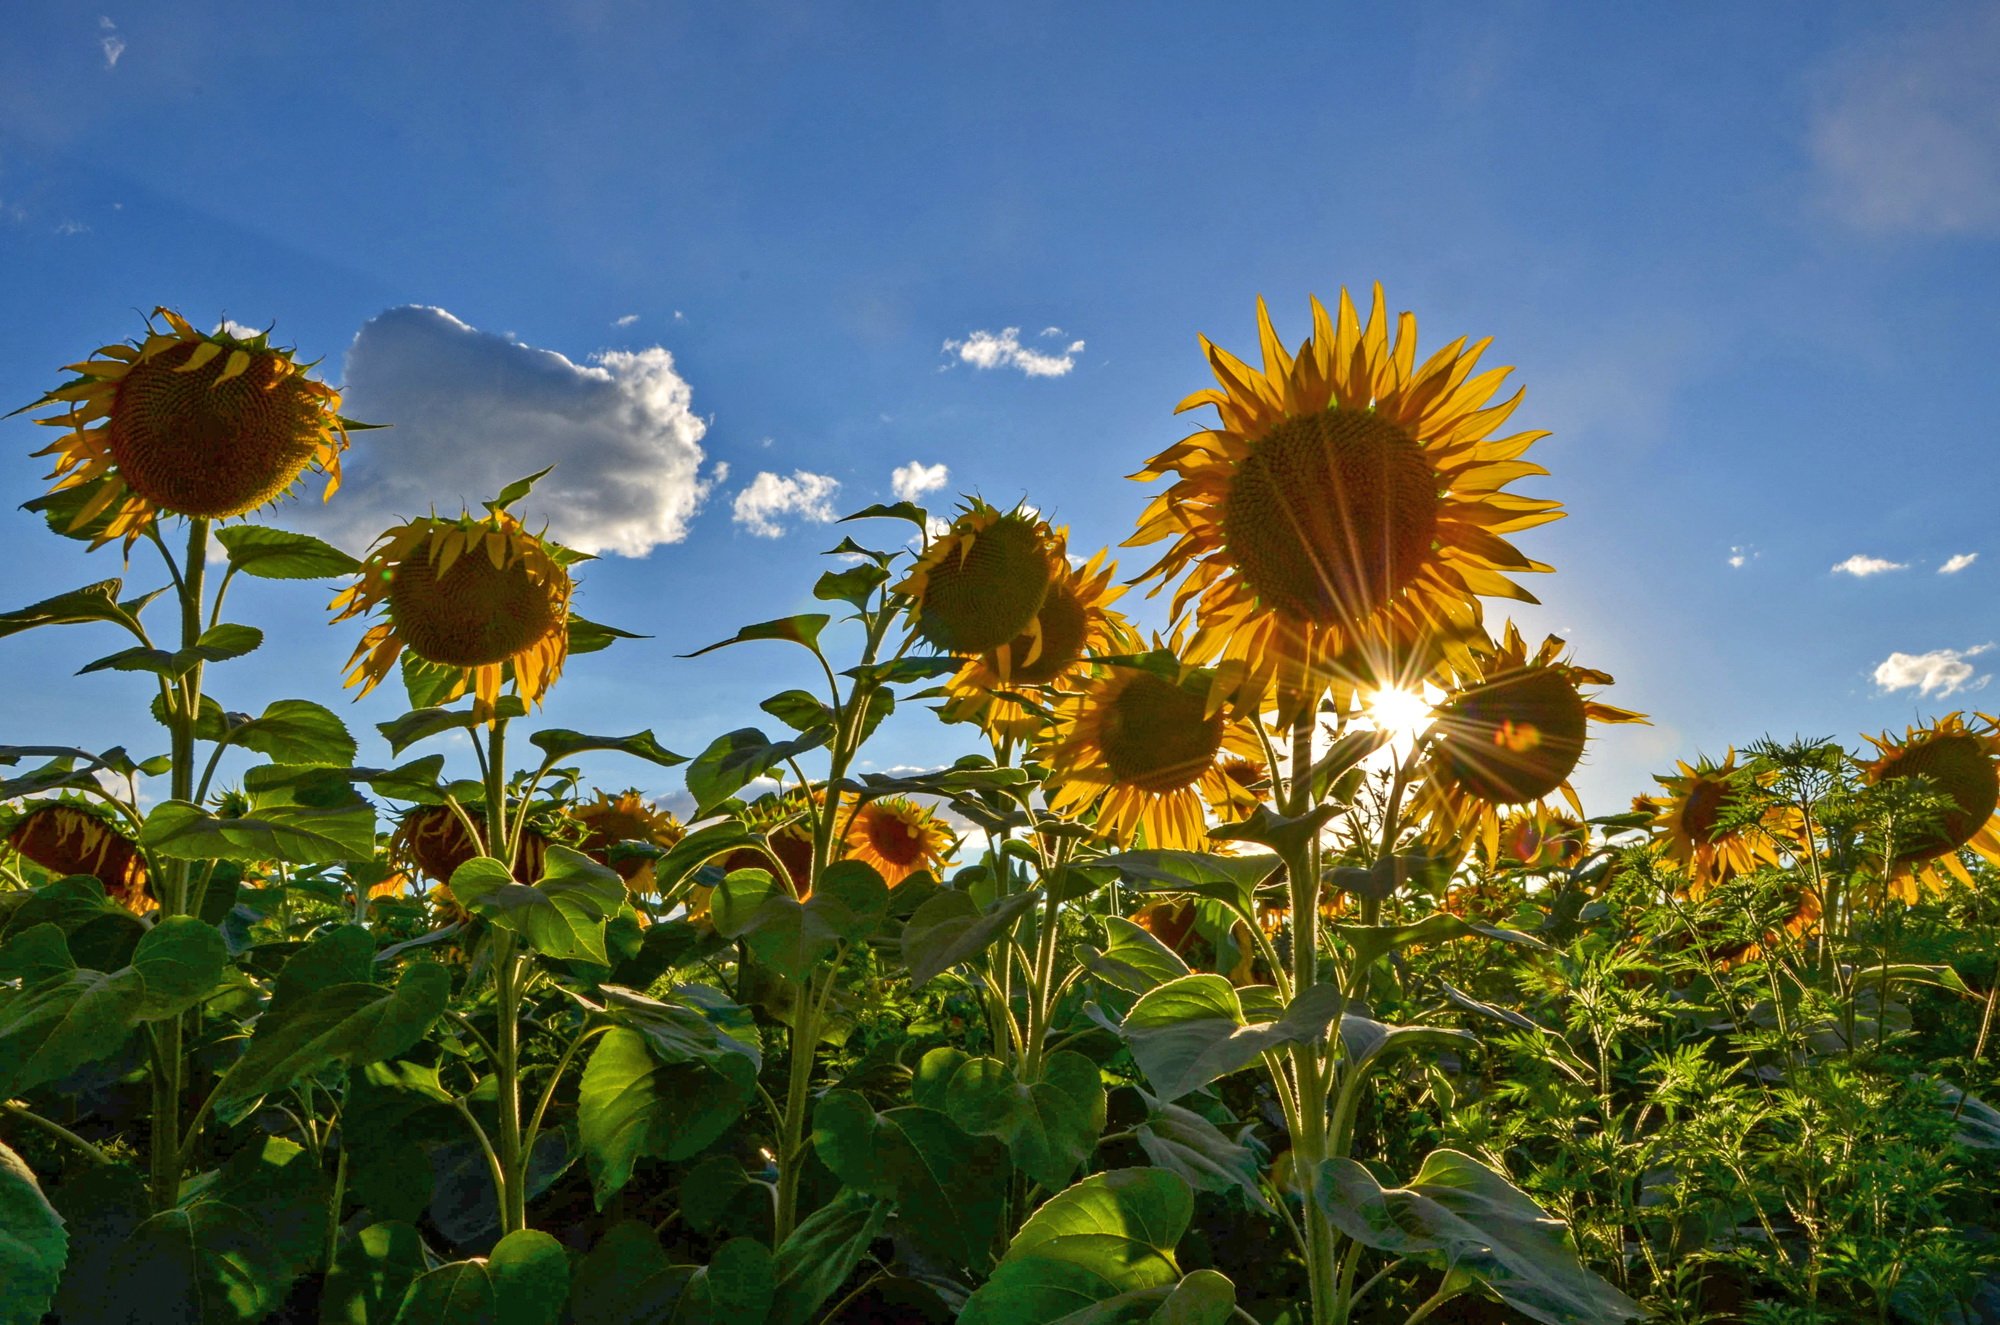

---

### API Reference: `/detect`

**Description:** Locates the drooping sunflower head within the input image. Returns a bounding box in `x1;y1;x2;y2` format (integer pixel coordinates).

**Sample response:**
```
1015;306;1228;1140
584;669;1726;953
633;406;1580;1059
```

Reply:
1416;624;1644;860
24;309;353;548
843;796;954;885
573;790;685;886
391;804;547;885
894;500;1061;654
4;800;152;913
331;510;573;716
1858;712;2000;890
1129;288;1562;721
720;787;842;897
1646;750;1787;897
943;545;1134;740
1042;652;1263;849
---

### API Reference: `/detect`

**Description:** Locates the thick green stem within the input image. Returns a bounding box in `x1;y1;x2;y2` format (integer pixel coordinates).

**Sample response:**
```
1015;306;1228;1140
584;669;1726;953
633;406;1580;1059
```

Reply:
149;517;210;1213
772;977;819;1243
492;937;528;1235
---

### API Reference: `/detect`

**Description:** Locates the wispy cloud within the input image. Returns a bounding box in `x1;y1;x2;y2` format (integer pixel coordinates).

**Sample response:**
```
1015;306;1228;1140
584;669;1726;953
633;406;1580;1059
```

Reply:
1832;554;1908;577
98;16;124;68
1940;552;1978;574
733;470;840;538
1727;543;1755;569
1873;644;1993;699
614;313;639;328
891;461;949;503
301;305;712;558
1808;7;2000;235
941;326;1083;378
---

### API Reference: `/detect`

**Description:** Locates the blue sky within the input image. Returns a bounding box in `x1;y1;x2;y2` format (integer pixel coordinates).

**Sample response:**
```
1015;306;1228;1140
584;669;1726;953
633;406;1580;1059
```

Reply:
2;1;1996;818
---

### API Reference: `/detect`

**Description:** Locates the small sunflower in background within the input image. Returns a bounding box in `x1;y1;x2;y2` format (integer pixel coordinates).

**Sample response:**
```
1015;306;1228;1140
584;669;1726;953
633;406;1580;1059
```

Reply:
1417;623;1645;860
1485;805;1589;871
720;787;843;897
4;800;152;913
894;500;1060;654
1042;652;1263;850
1205;754;1271;821
331;508;574;716
842;796;954;885
942;545;1132;741
1858;712;2000;896
573;789;685;889
1643;751;1787;897
23;308;355;548
1129;288;1562;721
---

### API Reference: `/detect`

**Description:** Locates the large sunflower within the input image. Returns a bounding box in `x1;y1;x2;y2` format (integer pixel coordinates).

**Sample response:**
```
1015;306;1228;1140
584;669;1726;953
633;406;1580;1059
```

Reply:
1130;288;1562;720
1042;655;1263;849
842;796;954;885
1858;712;2000;895
4;801;152;914
1643;751;1788;897
894;500;1061;654
942;544;1133;740
1417;623;1644;859
331;510;573;716
391;803;549;885
24;309;351;548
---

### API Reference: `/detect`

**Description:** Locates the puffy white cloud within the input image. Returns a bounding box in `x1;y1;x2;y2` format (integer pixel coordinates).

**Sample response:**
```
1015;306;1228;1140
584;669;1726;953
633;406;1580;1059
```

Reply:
733;470;840;538
1809;8;2000;234
298;306;711;558
1940;552;1978;574
941;326;1081;378
1832;554;1907;577
99;17;125;68
891;460;949;502
1873;644;1993;698
1727;545;1749;568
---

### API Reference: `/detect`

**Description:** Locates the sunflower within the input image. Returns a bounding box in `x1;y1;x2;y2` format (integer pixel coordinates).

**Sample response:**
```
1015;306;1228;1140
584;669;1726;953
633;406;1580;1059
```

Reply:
842;796;954;885
1042;656;1263;849
24;308;352;548
942;545;1133;740
1206;755;1271;820
1417;623;1645;860
719;788;845;898
1858;712;2000;896
331;510;573;716
574;789;685;887
1129;288;1562;721
392;804;548;885
1645;751;1787;897
1485;805;1589;871
4;801;152;913
894;500;1061;654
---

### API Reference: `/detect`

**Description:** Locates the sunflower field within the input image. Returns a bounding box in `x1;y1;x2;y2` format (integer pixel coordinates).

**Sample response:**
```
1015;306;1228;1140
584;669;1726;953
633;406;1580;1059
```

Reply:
2;294;1996;1325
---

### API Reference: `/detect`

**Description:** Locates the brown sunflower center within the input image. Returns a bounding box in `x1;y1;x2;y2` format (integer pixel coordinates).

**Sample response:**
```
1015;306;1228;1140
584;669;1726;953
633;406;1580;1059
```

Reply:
1876;733;1998;861
1219;407;1439;627
1000;579;1089;684
7;807;146;909
386;536;562;668
109;341;327;518
1099;673;1225;794
398;806;545;883
915;516;1053;653
1680;779;1728;844
1434;666;1588;805
863;808;928;867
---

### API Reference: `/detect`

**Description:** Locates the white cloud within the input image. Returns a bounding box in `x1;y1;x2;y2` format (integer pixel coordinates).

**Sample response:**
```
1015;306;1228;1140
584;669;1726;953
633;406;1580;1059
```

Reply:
1728;552;1745;569
1039;326;1064;337
54;220;89;235
298;305;711;558
891;461;949;503
98;16;124;68
1873;644;1993;699
942;326;1081;378
733;470;840;538
614;313;639;328
1832;554;1908;577
1940;552;1978;574
1808;8;2000;235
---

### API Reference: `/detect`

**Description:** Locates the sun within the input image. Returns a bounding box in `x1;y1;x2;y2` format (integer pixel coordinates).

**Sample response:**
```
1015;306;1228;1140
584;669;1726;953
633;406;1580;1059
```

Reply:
1365;686;1436;744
